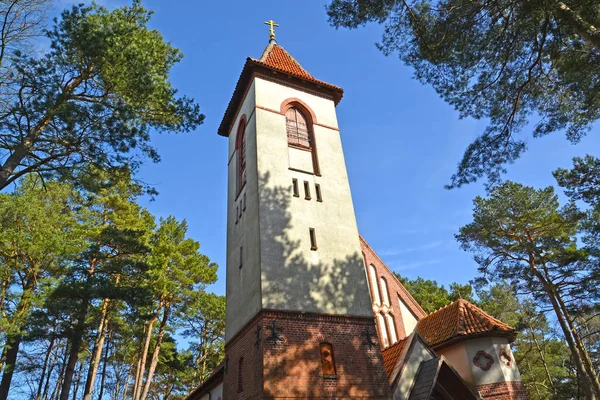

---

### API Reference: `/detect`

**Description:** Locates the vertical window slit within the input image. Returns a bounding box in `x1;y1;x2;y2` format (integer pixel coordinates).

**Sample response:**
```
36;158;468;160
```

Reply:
292;178;299;197
309;228;318;251
315;184;322;202
304;181;311;200
237;357;244;393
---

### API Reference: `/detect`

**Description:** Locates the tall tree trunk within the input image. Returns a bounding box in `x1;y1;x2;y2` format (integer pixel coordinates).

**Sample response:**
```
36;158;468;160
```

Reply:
42;341;62;400
133;308;160;400
554;289;600;399
71;361;84;400
529;258;599;399
122;361;134;400
82;297;110;400
140;305;170;400
59;294;90;400
52;343;70;400
0;333;22;400
97;330;111;400
0;277;35;400
37;336;56;400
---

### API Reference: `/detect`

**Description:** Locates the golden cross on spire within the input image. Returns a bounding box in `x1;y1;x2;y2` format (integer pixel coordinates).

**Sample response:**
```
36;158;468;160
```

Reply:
264;19;279;40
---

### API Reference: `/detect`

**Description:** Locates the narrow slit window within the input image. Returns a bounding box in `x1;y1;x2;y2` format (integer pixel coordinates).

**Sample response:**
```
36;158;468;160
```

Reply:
315;184;322;202
304;181;311;200
309;228;318;251
239;246;243;269
380;277;390;306
369;265;381;305
320;343;336;376
237;357;244;393
292;179;299;197
243;192;247;211
386;314;398;345
235;205;239;224
378;313;389;348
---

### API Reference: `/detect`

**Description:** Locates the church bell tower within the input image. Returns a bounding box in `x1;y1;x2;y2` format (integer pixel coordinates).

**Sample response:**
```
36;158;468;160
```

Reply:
219;27;391;399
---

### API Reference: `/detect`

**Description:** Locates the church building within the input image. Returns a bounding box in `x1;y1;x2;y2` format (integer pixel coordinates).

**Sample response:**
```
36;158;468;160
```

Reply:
187;25;528;400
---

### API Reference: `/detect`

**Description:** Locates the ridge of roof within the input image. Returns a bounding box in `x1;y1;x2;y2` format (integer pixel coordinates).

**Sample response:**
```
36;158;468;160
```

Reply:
416;299;515;348
254;43;313;79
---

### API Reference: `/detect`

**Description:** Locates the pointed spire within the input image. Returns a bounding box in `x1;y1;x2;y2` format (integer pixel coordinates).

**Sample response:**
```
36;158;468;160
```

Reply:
254;42;313;79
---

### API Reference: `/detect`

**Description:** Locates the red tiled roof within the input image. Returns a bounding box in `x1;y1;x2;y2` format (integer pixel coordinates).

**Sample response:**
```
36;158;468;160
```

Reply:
250;43;343;95
382;338;410;377
254;43;313;79
416;299;515;348
218;42;343;136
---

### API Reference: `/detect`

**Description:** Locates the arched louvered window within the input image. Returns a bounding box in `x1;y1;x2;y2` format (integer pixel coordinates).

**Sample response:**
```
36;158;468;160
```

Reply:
286;107;311;148
236;118;247;193
369;265;381;305
377;313;389;348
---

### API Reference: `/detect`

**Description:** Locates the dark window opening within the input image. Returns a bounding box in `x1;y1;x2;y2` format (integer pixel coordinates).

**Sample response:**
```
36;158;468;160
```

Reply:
237;357;244;392
320;343;336;376
304;181;311;200
309;228;318;251
239;246;243;269
292;179;299;197
315;184;322;202
236;119;247;193
243;192;247;211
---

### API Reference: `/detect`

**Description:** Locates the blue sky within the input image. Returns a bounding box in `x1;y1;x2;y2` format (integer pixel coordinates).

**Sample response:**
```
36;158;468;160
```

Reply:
57;0;600;296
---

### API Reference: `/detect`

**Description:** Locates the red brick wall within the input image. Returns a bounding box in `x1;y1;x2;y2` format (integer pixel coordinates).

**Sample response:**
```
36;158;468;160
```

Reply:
477;381;528;400
224;313;264;400
360;236;426;344
225;310;392;399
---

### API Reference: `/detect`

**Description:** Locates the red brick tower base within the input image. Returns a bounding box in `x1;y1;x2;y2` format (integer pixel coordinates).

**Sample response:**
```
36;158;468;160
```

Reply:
478;381;528;400
223;310;392;399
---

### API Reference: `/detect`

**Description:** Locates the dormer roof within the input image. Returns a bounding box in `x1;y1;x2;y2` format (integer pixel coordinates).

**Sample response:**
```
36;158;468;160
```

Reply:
416;299;515;349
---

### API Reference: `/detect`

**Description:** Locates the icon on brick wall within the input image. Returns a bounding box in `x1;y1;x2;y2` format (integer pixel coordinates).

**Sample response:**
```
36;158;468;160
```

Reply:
266;320;285;344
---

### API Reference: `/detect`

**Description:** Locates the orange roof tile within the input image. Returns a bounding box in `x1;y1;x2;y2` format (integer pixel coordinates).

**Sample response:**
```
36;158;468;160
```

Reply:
416;299;515;348
381;338;410;377
250;43;343;94
254;43;313;79
218;42;343;136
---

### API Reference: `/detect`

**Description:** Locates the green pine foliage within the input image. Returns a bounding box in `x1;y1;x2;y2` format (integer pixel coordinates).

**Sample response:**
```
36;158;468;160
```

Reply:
326;0;600;188
0;1;204;191
0;174;224;400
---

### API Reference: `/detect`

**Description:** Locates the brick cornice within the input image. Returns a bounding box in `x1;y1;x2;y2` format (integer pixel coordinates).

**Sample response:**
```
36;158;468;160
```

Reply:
225;309;376;350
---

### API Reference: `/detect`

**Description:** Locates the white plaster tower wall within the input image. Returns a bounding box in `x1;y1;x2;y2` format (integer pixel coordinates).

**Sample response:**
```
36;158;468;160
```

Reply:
225;80;262;342
253;77;373;317
225;74;375;342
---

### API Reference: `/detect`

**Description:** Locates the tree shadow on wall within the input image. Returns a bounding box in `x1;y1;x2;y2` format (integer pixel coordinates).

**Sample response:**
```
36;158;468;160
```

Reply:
255;172;390;399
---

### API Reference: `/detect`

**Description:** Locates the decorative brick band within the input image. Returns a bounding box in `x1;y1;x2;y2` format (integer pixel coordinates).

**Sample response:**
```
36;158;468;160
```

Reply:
477;381;528;400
